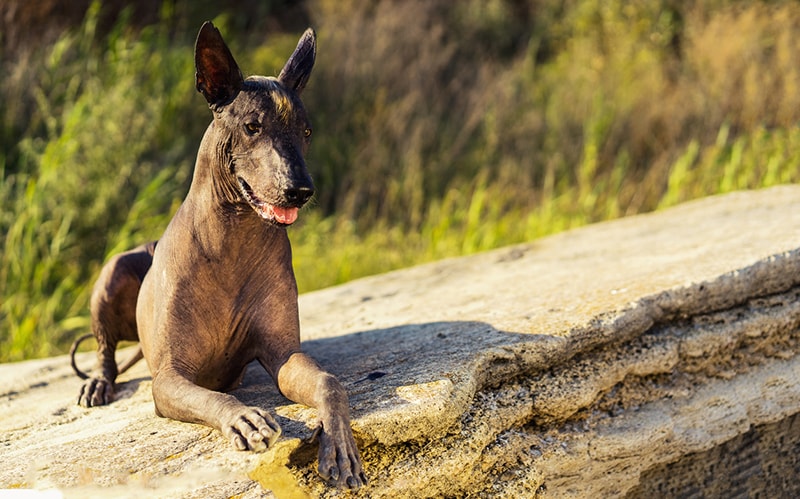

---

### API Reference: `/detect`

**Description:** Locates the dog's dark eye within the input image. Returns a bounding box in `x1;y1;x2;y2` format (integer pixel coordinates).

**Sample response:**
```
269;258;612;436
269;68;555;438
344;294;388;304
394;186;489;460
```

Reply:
245;123;261;135
303;128;312;138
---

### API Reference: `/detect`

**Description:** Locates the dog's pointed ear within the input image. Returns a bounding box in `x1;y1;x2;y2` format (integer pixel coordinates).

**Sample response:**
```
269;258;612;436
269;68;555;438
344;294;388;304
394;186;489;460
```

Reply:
195;22;244;107
278;28;316;95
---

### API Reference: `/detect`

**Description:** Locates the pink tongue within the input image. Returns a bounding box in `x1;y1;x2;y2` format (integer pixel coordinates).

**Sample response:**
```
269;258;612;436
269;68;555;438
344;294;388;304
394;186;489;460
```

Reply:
270;206;299;224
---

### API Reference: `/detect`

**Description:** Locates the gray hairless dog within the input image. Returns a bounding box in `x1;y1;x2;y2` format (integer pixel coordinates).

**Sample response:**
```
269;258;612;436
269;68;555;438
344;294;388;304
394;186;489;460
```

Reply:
70;22;366;489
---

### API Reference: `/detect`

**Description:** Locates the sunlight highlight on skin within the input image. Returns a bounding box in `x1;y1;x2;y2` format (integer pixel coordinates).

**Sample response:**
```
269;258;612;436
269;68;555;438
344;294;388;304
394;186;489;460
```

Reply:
266;77;294;123
244;76;295;124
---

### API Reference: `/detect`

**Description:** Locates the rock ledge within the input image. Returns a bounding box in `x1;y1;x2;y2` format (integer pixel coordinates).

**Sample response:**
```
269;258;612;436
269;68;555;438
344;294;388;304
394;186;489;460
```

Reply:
2;186;800;498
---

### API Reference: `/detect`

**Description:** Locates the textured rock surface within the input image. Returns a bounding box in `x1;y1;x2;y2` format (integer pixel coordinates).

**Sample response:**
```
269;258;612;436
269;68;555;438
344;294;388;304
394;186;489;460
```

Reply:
2;186;800;498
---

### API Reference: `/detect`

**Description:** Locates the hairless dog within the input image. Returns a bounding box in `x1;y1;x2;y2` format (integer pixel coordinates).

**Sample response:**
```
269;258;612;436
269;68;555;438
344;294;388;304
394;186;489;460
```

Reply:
71;22;366;489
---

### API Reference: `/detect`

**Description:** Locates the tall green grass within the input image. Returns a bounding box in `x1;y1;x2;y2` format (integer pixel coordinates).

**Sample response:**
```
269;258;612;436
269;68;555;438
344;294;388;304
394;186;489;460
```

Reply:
3;0;800;361
1;4;213;360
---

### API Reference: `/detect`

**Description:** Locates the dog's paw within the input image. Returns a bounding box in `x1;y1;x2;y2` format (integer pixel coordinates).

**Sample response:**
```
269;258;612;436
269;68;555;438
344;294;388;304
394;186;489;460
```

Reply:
221;406;282;452
77;377;114;407
316;417;368;489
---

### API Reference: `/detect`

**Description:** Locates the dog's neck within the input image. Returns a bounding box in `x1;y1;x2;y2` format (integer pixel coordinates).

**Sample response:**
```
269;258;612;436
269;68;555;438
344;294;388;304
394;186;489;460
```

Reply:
176;120;290;265
189;120;248;216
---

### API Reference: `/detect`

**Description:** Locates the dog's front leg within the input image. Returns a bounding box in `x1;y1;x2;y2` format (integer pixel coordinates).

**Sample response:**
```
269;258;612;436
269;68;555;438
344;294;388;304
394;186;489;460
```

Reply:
274;352;367;489
151;367;281;451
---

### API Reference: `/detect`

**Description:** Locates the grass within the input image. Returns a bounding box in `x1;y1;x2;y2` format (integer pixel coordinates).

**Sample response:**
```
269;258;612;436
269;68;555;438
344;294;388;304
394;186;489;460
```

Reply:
292;122;800;292
3;0;800;362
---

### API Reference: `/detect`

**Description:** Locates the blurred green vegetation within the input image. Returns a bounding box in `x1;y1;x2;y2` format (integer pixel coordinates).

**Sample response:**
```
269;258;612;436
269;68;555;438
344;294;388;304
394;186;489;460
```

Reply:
2;0;800;361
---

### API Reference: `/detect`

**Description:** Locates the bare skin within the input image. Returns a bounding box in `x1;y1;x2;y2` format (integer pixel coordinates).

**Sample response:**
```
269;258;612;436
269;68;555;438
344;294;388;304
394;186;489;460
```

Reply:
75;242;154;407
72;22;366;489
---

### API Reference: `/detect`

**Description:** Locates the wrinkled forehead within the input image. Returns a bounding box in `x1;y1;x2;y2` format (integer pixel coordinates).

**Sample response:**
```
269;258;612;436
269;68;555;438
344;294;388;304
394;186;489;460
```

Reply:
229;76;302;123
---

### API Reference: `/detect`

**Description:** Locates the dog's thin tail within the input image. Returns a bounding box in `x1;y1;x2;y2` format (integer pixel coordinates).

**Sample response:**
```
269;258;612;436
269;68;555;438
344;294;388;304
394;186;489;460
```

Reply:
69;333;94;380
69;333;143;380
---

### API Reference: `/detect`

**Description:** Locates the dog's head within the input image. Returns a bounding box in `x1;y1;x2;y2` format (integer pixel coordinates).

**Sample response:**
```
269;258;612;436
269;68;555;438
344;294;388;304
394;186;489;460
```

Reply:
194;22;316;226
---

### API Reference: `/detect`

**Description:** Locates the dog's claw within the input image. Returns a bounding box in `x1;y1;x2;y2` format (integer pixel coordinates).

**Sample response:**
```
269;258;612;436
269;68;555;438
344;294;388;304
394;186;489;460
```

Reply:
327;466;339;482
306;424;322;444
232;435;248;451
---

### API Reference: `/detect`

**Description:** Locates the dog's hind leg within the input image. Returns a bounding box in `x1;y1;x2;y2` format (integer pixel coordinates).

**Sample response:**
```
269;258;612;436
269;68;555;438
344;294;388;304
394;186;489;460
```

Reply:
77;242;156;407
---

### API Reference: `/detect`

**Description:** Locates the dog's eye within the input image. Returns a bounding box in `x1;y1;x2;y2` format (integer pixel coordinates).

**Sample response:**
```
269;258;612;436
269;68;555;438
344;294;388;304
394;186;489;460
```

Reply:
245;123;261;135
304;128;312;138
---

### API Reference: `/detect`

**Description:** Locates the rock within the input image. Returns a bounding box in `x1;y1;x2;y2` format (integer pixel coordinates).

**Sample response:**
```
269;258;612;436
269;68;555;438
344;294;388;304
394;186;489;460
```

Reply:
2;186;800;498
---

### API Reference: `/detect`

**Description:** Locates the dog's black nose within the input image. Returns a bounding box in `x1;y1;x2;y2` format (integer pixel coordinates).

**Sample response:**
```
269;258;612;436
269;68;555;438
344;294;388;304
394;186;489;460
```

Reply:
285;186;314;205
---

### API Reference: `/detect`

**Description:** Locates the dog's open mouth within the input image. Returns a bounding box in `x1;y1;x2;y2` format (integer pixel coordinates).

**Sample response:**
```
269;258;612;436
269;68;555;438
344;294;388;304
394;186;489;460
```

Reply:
237;177;299;225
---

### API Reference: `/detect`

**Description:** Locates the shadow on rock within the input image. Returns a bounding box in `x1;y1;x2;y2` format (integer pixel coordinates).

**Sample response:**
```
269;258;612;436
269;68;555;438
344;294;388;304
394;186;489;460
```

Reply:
234;321;557;449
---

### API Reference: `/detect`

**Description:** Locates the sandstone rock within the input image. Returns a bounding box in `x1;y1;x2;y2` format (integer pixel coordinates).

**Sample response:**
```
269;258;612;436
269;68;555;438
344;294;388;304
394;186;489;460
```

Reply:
2;186;800;498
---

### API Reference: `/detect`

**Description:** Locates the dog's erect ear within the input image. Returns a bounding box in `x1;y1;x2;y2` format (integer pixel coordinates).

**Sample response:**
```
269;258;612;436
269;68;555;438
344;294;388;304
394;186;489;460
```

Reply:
195;22;244;107
278;28;316;95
